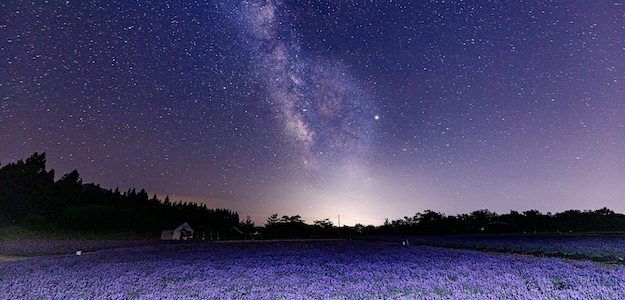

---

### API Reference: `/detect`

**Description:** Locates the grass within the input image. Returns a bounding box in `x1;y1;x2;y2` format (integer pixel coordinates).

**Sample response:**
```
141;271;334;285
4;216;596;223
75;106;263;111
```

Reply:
0;224;160;257
0;224;157;241
0;255;29;262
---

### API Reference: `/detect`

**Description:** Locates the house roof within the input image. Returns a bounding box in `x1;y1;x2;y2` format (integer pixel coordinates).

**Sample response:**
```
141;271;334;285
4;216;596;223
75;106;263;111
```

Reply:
175;222;193;231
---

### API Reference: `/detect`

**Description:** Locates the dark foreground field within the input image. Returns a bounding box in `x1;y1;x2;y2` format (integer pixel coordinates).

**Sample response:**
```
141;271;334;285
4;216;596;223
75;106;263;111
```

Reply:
2;240;625;299
0;226;159;257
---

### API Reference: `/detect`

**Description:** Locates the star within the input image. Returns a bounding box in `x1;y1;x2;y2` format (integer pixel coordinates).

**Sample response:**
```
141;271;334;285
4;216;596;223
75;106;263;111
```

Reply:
1;0;624;225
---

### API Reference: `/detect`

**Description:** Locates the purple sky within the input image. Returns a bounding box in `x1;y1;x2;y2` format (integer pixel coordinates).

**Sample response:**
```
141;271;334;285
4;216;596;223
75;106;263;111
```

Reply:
1;1;624;225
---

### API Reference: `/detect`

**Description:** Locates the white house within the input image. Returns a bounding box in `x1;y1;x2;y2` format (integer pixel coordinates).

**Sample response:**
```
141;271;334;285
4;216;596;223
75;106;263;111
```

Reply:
160;222;194;240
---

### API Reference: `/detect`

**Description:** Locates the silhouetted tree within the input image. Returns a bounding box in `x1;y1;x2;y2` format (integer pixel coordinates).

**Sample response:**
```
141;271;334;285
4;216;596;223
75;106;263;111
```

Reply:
266;214;279;227
0;153;240;236
313;218;334;229
0;153;55;224
51;170;82;215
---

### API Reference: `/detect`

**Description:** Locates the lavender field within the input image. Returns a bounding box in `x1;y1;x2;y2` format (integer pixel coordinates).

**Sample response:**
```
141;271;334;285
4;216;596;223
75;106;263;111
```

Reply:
2;241;625;299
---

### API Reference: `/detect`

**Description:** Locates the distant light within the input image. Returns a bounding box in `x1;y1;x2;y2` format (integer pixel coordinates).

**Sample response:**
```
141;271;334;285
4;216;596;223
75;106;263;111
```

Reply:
374;115;380;120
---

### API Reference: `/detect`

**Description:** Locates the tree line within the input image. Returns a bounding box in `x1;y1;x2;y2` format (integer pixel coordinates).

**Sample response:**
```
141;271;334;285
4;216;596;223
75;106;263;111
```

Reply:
261;209;625;238
261;214;338;238
0;153;239;235
3;153;625;239
371;208;625;235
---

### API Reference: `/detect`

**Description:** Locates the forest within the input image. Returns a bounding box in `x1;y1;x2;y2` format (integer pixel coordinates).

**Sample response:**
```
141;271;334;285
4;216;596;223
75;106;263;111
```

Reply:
0;153;239;236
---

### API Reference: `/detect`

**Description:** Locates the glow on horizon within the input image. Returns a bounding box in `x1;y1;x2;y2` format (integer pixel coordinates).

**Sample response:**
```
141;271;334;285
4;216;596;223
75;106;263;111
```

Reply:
1;1;624;225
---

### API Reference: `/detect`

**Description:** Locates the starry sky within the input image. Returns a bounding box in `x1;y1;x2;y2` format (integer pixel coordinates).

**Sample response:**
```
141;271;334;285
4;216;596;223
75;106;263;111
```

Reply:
2;1;625;225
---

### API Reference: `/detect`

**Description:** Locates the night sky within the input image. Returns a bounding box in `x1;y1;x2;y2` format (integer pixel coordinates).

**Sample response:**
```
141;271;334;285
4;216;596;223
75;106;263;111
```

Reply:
2;1;625;225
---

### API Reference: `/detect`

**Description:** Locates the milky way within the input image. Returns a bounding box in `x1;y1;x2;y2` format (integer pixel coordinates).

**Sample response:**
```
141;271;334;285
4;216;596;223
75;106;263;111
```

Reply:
229;0;376;167
1;1;624;224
